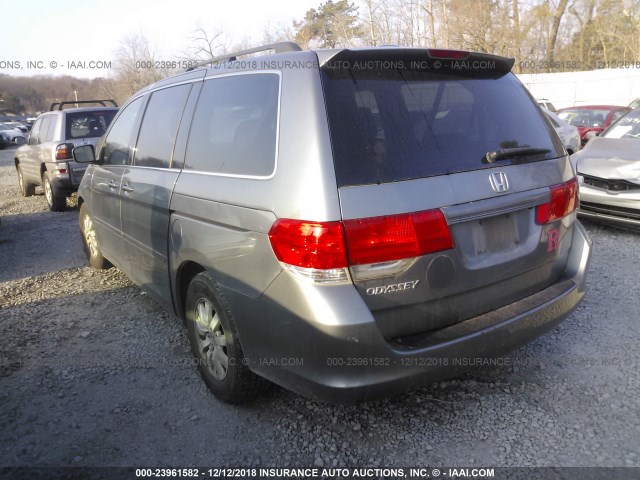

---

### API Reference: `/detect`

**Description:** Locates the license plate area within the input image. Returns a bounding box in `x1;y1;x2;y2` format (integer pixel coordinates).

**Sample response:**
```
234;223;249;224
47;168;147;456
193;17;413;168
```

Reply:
452;207;538;270
471;212;520;255
69;166;86;185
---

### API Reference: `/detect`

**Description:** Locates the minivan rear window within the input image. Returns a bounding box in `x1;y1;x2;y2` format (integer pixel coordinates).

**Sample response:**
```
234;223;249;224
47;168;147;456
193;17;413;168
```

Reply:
321;67;563;187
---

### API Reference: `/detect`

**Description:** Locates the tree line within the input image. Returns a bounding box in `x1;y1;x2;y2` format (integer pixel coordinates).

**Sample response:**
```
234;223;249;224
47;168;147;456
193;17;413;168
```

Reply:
2;0;638;114
292;0;640;71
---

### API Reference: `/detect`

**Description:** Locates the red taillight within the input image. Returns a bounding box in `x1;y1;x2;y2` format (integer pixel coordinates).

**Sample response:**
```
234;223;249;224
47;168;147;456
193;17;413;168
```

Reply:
268;209;454;270
344;210;453;265
55;143;73;160
536;178;578;224
428;49;469;59
268;219;348;269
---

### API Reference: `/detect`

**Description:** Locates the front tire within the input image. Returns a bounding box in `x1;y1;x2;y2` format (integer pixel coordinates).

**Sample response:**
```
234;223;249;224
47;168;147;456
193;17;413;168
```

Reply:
185;272;268;403
43;172;66;211
17;165;35;197
79;203;110;269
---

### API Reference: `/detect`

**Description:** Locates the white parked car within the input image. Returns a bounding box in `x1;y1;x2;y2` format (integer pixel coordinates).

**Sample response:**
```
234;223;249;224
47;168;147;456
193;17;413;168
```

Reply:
542;107;581;155
0;124;26;148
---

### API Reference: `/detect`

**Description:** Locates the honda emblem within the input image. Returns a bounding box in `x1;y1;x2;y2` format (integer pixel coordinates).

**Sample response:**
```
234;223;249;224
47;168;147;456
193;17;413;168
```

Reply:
489;172;509;193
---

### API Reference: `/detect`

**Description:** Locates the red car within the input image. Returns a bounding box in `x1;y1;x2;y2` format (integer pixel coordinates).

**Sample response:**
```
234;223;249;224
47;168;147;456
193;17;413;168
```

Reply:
557;105;631;145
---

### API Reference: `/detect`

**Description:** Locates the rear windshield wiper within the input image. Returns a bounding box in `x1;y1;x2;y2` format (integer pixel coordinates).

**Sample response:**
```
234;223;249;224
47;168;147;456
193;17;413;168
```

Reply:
484;147;551;164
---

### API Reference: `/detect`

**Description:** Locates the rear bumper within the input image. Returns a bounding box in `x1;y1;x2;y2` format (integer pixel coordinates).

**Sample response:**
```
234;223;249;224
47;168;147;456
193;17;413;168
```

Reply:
230;222;591;403
45;161;86;190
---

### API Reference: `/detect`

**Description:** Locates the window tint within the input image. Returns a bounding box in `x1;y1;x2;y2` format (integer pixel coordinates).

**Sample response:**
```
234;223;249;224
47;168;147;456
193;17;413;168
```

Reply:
321;67;562;187
65;110;117;140
185;74;279;176
102;98;143;166
134;84;191;168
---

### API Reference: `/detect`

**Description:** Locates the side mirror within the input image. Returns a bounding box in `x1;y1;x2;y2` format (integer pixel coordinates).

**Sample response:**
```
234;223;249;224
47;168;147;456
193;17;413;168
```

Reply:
73;144;96;163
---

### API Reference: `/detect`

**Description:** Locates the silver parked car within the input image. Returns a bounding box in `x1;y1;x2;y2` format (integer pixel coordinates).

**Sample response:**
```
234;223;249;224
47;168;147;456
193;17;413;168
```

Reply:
573;108;640;230
542;107;581;155
74;43;591;404
14;100;118;210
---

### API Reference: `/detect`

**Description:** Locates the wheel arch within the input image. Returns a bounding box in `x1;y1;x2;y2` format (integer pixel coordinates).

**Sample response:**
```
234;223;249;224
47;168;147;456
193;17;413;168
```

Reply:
175;261;207;321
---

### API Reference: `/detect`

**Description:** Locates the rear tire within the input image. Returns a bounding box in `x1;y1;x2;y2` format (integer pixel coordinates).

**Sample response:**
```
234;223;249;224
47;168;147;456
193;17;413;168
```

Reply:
79;203;110;269
44;172;66;211
17;165;35;197
185;272;269;404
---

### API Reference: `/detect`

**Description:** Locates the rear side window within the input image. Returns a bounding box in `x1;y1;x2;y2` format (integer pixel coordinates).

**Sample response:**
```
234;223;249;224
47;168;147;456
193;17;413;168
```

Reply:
44;116;57;141
65;110;117;140
184;73;279;176
134;84;192;168
28;119;42;145
37;117;51;144
321;67;563;187
102;98;143;166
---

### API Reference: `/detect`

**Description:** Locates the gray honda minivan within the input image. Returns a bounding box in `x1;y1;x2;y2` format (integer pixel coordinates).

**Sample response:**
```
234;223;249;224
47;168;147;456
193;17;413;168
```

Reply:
75;43;591;404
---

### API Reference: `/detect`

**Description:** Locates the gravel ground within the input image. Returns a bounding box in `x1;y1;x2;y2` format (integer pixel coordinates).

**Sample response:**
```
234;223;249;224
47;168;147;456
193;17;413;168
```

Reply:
1;146;639;472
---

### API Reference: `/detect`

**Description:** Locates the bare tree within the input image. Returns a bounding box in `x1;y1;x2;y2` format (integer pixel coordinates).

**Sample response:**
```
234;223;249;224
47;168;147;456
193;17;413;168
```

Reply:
182;25;229;62
110;34;168;103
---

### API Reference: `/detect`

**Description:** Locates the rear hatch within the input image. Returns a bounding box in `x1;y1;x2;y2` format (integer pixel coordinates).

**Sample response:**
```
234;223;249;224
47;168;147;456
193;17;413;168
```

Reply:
320;49;577;342
64;109;118;184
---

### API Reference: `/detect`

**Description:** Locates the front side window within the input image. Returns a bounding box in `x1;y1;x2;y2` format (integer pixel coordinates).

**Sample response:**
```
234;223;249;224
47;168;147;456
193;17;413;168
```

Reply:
134;84;192;168
184;73;279;176
102;98;143;166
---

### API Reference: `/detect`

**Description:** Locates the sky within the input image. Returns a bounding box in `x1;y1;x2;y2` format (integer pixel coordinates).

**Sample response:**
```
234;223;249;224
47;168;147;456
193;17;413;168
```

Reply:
0;0;317;78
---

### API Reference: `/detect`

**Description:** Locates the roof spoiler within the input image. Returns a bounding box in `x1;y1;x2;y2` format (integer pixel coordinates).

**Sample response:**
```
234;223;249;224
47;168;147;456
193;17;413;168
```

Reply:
319;48;515;73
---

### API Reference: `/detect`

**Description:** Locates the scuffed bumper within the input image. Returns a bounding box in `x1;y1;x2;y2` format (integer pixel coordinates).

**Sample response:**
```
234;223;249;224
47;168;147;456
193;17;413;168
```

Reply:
230;222;592;403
